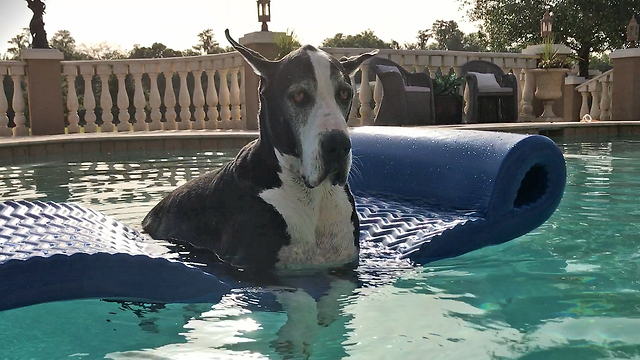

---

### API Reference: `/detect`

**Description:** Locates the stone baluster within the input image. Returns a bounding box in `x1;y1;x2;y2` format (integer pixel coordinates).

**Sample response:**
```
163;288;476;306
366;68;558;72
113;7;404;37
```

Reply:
442;55;455;75
113;63;130;132
373;75;383;119
589;81;602;120
504;58;516;75
190;61;206;130
454;56;468;77
599;74;612;121
578;88;590;120
417;55;429;75
96;64;114;132
160;62;177;130
230;67;242;129
463;82;470;118
240;67;247;129
520;69;535;120
218;68;231;129
8;66;28;136
205;66;219;130
63;65;80;134
348;74;359;125
175;62;192;130
79;65;97;133
358;63;372;125
129;63;147;132
145;62;162;131
516;68;525;113
0;66;12;136
403;54;417;73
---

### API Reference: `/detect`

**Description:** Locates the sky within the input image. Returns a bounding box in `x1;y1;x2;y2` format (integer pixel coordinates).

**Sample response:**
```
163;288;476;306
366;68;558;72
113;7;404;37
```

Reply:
0;0;480;56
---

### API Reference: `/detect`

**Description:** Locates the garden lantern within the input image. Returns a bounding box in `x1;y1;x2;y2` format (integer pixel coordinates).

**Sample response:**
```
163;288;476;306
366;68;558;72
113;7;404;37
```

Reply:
627;15;639;48
540;10;554;39
257;0;271;31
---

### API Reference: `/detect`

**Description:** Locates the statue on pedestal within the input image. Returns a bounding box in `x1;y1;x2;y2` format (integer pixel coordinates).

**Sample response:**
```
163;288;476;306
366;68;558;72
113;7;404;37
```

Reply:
26;0;50;49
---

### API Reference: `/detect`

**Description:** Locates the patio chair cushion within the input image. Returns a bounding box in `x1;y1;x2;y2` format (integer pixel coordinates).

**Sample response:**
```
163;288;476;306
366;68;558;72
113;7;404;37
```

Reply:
468;72;502;90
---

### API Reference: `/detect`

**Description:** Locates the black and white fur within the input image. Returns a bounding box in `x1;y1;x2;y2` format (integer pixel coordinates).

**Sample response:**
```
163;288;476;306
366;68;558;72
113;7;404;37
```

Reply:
142;30;376;275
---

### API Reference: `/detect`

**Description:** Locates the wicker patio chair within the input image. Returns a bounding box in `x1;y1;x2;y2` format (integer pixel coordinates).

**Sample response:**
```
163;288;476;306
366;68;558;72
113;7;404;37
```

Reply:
369;57;435;126
461;60;518;124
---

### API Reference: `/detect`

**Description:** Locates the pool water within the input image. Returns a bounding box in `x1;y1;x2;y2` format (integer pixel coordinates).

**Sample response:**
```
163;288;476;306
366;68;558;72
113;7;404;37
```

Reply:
1;141;640;359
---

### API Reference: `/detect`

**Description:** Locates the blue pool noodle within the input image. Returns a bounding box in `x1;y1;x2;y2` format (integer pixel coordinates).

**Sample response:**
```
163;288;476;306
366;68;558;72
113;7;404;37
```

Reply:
349;127;566;262
0;127;566;311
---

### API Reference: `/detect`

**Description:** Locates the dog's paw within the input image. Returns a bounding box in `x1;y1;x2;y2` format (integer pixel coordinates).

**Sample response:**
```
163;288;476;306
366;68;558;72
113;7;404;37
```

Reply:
316;278;356;327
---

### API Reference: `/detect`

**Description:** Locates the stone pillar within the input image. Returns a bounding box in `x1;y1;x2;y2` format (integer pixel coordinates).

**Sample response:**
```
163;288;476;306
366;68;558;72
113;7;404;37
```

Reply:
22;49;65;135
563;75;586;122
238;31;283;131
610;48;640;121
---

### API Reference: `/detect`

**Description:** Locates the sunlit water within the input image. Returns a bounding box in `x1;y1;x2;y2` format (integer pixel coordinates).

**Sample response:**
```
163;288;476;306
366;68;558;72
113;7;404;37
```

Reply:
1;141;640;359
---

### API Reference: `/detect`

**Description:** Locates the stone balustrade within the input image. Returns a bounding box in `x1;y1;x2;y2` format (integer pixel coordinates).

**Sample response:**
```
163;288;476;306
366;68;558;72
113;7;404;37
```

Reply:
59;52;246;134
0;61;28;136
576;69;614;121
0;48;578;137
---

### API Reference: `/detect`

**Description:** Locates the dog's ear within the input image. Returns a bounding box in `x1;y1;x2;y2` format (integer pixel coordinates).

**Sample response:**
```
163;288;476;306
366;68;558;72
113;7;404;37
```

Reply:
225;29;276;77
339;50;379;76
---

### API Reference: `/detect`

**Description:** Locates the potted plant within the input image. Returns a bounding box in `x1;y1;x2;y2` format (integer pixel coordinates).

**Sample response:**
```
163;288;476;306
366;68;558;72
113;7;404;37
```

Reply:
531;37;574;119
433;68;465;124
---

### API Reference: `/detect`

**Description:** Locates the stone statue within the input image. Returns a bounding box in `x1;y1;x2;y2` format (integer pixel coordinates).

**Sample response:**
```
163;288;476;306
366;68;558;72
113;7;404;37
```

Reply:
26;0;50;49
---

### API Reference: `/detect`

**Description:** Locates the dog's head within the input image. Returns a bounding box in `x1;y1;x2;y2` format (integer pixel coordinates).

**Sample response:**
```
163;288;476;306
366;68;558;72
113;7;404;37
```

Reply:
226;30;377;188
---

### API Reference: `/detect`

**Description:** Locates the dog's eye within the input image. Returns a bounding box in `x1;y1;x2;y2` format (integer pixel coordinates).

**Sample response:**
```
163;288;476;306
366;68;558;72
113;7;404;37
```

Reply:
291;91;306;104
338;88;351;102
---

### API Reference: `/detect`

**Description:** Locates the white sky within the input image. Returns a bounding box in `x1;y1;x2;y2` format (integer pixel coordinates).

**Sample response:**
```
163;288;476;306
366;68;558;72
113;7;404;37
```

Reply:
0;0;480;56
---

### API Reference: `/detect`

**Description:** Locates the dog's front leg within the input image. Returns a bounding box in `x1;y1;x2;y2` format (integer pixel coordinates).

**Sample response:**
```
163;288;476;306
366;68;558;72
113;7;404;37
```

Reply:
316;277;357;327
274;289;319;358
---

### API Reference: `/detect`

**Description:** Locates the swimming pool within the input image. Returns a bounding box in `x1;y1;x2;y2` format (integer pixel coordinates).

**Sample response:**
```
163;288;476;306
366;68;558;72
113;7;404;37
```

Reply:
1;140;639;359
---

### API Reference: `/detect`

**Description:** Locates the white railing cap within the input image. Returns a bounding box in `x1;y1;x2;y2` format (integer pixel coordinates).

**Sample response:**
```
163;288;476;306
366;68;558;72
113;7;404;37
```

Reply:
322;47;539;59
610;48;640;59
575;69;613;92
60;51;243;66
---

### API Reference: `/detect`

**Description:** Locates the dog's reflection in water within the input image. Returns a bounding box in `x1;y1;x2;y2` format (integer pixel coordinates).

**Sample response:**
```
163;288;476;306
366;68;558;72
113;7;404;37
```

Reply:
105;243;358;359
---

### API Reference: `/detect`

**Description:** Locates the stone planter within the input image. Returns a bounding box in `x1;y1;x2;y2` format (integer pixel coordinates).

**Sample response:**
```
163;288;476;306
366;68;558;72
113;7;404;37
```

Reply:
531;68;570;120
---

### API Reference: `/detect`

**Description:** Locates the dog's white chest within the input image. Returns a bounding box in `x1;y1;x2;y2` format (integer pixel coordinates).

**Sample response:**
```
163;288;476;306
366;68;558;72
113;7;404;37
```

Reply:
259;178;357;268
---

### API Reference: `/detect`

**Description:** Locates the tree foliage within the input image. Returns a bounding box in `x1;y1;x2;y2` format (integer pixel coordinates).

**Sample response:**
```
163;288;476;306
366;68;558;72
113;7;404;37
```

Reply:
274;29;302;60
6;28;31;59
192;29;227;55
129;42;183;59
321;30;393;49
461;0;637;76
76;42;126;60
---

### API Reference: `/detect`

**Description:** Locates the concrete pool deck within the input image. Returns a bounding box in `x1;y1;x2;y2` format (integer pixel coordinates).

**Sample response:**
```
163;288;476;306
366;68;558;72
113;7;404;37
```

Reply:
1;121;639;165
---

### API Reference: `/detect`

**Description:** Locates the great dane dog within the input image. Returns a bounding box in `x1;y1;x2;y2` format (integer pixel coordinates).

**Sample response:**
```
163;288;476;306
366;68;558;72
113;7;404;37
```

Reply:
143;30;376;275
142;30;377;356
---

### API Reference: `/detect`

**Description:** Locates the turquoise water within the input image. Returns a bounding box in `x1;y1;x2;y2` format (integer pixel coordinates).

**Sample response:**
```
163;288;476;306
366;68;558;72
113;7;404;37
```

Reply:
1;141;640;359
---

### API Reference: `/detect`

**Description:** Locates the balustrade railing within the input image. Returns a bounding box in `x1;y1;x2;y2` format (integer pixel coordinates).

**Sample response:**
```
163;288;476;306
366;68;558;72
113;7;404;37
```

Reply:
575;69;613;121
60;52;246;134
0;61;28;136
0;49;552;137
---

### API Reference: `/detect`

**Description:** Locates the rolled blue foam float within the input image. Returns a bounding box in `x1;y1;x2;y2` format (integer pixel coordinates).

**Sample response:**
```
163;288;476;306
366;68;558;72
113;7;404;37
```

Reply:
0;127;566;311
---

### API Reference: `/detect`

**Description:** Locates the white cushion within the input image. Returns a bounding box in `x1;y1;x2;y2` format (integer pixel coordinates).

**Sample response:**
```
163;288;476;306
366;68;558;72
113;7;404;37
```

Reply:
376;65;401;73
468;72;502;90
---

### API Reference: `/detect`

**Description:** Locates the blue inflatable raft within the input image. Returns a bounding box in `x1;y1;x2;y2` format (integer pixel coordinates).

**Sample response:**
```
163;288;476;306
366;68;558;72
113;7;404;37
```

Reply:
0;127;566;311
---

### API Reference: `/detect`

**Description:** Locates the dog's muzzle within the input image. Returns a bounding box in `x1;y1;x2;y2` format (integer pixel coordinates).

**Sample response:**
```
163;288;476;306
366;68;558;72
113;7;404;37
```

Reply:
320;130;351;186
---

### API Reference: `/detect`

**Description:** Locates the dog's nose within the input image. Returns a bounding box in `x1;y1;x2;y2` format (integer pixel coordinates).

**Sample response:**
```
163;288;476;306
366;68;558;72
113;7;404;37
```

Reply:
321;130;351;162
